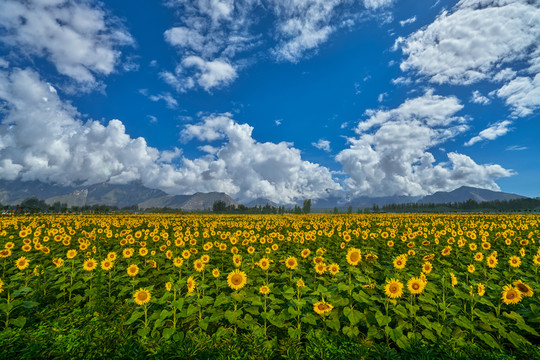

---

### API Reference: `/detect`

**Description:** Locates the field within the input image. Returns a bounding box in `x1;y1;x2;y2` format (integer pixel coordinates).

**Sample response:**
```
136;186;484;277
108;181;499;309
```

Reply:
0;214;539;359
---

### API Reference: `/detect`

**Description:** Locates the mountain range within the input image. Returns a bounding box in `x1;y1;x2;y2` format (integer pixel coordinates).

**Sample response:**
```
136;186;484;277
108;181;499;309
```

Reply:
0;180;527;210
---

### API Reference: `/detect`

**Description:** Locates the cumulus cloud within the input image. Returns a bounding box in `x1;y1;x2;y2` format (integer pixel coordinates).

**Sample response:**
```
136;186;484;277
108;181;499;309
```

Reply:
336;92;512;197
496;74;540;117
465;120;512;146
0;68;339;203
180;113;341;203
312;139;331;152
470;90;490;105
398;0;540;85
0;0;133;87
163;0;394;90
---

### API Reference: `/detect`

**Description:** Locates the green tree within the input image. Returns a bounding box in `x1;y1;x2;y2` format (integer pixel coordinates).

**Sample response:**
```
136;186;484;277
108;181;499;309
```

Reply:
302;199;312;214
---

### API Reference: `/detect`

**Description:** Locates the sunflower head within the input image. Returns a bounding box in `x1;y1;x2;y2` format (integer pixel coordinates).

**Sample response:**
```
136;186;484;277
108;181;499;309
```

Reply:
259;285;270;295
296;279;305;288
509;256;521;268
187;276;196;294
100;259;114;271
313;300;333;315
422;261;433;274
285;256;298;270
407;277;425;295
384;278;403;299
212;268;220;278
512;280;534;297
83;258;97;272
346;248;361;266
501;285;523;305
133;288;151;306
165;282;172;291
477;283;486;296
328;263;340;276
227;269;247;291
127;264;139;277
258;257;271;271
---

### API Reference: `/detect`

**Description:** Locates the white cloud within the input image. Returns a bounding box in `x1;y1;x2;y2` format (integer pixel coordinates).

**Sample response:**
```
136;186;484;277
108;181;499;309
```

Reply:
179;113;341;203
147;115;158;123
465;120;512;146
0;58;8;68
470;90;490;105
506;145;527;151
398;0;540;85
377;92;387;102
336;92;512;197
363;0;394;10
148;93;179;109
182;56;237;91
399;16;416;27
0;68;340;203
275;119;282;126
0;0;133;86
496;74;540;117
312;139;331;152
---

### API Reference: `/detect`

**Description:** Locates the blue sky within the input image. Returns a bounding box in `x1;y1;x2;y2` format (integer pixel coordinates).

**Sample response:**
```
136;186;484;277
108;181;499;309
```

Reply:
0;0;539;204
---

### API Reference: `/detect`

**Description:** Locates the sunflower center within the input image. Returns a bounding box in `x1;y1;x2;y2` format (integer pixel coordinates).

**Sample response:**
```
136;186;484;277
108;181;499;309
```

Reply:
516;284;527;292
317;304;329;311
412;283;420;290
390;285;398;293
507;291;516;299
350;253;360;262
231;274;242;285
138;292;148;301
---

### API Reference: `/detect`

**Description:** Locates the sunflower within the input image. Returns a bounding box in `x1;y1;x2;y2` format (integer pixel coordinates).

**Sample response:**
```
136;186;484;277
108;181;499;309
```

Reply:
227;269;247;290
285;256;298;270
259;285;270;295
127;264;139;277
193;259;205;272
296;279;305;288
301;249;311;258
123;248;134;258
481;242;491;250
247;246;255;254
450;273;457;287
83;258;97;271
313;256;325;265
187;276;196;294
53;258;65;268
509;256;521;268
519;248;525;257
387;240;394;248
441;246;452;256
314;263;326;275
133;288;151;306
512;280;534;297
393;255;406;270
478;283;486;296
534;254;540;266
16;256;30;271
474;252;484;262
181;250;191;259
201;254;210;263
422;262;433;274
165;282;172;291
487;255;498;268
501;285;523;305
212;268;220;278
328;263;340;276
173;257;184;268
258;257;271;271
467;264;475;273
313;300;333;315
21;244;32;252
363;284;375;289
384;278;403;299
407;277;425;295
100;259;114;271
422;254;435;261
107;252;118;261
66;249;77;259
346;248;361;266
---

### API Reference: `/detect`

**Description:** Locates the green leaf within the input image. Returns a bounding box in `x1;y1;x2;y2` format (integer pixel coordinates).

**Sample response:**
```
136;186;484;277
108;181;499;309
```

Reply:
416;316;432;330
186;304;199;317
199;295;214;306
245;306;260;316
172;298;184;310
476;332;500;349
9;316;26;328
288;327;301;339
385;325;404;342
325;316;340;332
301;313;318;325
421;329;436;342
162;327;176;340
343;307;363;325
343;325;360;338
198;319;209;331
375;310;391;327
338;283;350;292
454;316;474;331
124;311;144;325
224;309;242;324
159;309;173;322
393;304;408;318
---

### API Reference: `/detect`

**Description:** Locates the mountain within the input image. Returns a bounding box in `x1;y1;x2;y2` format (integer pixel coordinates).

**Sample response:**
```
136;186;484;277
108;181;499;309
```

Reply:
345;195;422;209
138;192;238;210
244;198;279;207
0;180;76;205
417;186;526;205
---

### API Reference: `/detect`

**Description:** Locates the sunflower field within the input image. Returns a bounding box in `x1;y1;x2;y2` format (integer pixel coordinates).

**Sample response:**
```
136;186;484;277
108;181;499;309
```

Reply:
0;214;539;359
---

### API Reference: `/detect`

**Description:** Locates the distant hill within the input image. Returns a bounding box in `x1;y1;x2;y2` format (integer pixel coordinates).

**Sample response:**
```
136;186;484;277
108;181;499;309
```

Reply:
417;186;526;205
244;198;279;208
138;192;238;210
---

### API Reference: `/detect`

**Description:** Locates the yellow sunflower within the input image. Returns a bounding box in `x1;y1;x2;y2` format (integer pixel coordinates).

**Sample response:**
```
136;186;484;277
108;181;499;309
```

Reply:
393;255;406;270
450;273;457;287
486;255;498;268
422;261;433;274
165;282;172;291
66;249;77;259
100;259;114;271
15;256;30;271
296;279;305;288
227;269;247;291
133;288;151;306
187;276;196;294
384;278;403;299
83;258;97;271
259;285;270;295
285;256;298;270
501;285;523;305
193;259;205;272
407;277;425;295
512;280;534;297
301;249;311;258
313;300;333;315
346;248;361;266
173;257;184;268
477;283;486;296
467;264;475;273
441;246;452;256
314;263;326;275
127;264;139;277
328;263;340;276
509;256;521;268
533;254;540;266
212;268;220;278
258;257;271;271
